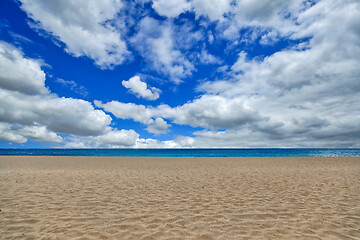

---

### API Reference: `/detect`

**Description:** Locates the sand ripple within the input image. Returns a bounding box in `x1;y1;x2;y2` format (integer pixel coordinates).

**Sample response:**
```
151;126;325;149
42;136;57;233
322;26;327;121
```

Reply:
1;156;360;239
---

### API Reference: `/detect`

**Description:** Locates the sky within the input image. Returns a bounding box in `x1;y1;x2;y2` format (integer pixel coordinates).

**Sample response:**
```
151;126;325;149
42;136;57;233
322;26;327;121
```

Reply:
0;0;359;148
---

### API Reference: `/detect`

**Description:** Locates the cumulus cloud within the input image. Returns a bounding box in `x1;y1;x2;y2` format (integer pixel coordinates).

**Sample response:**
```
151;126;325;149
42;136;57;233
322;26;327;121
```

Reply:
152;0;191;18
194;0;360;147
0;42;141;147
0;42;111;142
64;129;188;148
231;0;298;26
20;0;129;69
97;95;264;130
94;100;153;124
94;101;170;135
162;95;263;129
0;41;49;95
21;125;63;143
0;89;112;136
192;0;232;21
146;118;171;134
0;123;27;143
122;76;160;100
0;118;63;144
64;129;139;148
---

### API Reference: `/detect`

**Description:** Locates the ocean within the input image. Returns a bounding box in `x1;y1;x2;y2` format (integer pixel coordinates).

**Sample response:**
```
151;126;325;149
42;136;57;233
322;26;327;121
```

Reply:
0;148;359;157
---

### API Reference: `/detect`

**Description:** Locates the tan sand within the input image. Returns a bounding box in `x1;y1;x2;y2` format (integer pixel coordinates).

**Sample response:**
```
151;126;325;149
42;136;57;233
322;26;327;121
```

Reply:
0;156;359;239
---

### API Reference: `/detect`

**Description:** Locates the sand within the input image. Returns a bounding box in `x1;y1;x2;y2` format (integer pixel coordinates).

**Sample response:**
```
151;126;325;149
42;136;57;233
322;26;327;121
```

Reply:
0;156;359;239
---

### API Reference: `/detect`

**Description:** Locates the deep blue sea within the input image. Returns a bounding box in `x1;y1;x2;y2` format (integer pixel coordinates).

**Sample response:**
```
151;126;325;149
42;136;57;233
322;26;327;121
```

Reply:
0;149;359;157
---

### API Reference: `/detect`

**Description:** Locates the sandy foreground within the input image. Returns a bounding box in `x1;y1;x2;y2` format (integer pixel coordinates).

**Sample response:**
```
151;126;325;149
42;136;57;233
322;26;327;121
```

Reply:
0;156;359;240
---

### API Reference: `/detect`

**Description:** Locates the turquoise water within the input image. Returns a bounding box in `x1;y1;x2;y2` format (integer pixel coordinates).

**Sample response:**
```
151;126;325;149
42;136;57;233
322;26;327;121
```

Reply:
0;149;359;157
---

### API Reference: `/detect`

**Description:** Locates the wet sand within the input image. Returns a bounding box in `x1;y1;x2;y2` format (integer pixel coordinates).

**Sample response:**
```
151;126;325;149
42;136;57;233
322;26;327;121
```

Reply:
1;156;359;239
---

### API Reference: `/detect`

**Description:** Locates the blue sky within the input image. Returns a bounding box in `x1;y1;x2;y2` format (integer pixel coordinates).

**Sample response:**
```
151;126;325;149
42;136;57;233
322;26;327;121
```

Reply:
0;0;359;148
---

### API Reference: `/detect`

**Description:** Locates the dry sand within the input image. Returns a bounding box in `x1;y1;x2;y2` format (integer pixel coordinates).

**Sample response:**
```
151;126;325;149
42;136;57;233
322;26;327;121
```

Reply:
0;156;359;239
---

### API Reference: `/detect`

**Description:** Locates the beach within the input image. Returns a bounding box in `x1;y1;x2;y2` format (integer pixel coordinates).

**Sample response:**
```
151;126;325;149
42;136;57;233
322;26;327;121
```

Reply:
1;156;359;239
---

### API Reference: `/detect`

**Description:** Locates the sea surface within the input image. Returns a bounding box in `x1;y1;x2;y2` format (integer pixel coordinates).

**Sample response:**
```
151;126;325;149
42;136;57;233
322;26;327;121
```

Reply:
0;149;360;157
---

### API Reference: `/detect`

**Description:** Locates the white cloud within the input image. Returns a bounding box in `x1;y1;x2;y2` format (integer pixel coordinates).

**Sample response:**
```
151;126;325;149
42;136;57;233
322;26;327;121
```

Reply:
0;42;142;147
146;118;170;134
194;0;360;147
199;48;222;65
151;0;232;21
220;0;305;40
122;75;160;100
152;0;191;18
161;95;263;129
259;30;280;45
0;123;27;143
20;0;129;69
207;31;214;44
233;0;295;25
64;129;139;148
149;0;304;48
148;24;195;83
173;136;195;148
95;100;153;124
134;136;196;148
130;17;194;83
0;41;49;95
0;42;110;143
192;0;232;21
151;0;297;26
95;100;170;135
22;125;63;143
0;123;63;144
134;138;178;148
0;88;112;136
98;95;263;130
0;42;162;148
